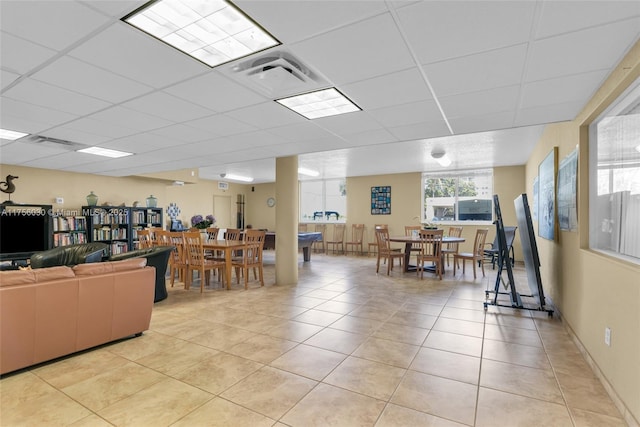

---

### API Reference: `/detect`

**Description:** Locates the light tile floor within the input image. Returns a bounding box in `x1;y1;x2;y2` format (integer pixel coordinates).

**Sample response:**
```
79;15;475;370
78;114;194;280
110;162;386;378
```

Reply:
0;252;631;426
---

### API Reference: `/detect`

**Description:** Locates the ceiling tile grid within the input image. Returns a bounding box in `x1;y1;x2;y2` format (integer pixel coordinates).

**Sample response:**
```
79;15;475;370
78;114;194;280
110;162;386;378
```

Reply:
0;0;638;182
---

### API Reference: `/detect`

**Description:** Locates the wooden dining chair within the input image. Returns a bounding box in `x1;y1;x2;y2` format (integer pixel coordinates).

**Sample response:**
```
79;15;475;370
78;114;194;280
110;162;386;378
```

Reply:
159;230;188;288
298;223;308;232
453;228;489;278
183;231;225;292
326;223;346;254
442;226;463;267
231;229;265;289
136;228;153;249
367;224;387;256
312;224;326;253
416;229;444;280
375;227;404;275
404;225;423;263
345;224;365;255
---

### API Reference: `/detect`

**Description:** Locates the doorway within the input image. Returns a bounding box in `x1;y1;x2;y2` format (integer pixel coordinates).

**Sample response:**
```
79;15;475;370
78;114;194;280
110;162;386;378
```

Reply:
213;195;232;228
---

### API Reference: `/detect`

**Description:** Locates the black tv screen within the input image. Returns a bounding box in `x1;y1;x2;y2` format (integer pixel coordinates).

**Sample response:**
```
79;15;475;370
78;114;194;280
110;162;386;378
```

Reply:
0;206;52;257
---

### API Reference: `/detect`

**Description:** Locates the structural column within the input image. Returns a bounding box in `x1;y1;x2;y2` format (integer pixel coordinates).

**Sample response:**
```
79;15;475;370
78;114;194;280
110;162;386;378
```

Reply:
275;156;298;285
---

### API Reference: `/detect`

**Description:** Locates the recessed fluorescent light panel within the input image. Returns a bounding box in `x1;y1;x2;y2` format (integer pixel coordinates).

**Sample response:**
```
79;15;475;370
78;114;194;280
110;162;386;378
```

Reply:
223;173;253;182
298;167;319;177
77;147;133;158
0;128;28;141
276;88;361;119
123;0;280;68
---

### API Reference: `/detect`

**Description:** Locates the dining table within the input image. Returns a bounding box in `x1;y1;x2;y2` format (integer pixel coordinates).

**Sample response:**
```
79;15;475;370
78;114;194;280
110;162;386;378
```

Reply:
202;240;247;290
389;234;465;273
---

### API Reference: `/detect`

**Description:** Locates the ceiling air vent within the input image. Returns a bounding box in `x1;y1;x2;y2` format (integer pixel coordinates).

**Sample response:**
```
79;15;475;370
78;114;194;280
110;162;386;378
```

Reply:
231;50;326;97
23;135;86;151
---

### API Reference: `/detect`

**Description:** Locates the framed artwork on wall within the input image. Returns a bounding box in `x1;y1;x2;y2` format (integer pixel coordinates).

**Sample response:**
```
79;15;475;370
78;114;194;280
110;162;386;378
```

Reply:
538;147;558;241
371;186;391;215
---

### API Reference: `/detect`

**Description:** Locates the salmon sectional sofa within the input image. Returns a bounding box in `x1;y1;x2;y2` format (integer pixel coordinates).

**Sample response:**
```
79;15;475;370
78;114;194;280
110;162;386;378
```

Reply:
0;258;155;375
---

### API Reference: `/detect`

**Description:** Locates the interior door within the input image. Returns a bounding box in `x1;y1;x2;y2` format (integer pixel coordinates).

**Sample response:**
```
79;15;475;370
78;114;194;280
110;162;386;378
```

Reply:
213;195;232;228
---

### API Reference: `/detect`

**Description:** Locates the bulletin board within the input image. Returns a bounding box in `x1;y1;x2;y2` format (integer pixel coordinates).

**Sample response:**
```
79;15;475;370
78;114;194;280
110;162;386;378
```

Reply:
371;186;391;215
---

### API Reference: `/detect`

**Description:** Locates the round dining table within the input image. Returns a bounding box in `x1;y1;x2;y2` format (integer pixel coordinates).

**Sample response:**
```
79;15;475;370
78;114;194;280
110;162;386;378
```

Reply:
388;234;465;273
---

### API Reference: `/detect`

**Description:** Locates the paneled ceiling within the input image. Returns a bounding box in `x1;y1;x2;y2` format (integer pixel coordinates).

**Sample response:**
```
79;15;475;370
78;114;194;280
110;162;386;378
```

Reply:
1;0;638;183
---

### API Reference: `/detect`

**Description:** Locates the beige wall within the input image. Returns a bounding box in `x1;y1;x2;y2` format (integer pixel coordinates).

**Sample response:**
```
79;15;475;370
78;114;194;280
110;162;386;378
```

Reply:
247;167;526;258
0;165;248;230
524;41;640;423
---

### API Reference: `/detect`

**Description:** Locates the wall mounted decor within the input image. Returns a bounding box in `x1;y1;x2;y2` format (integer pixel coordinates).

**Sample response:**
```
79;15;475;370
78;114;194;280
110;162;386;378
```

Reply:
538;147;558;241
371;186;391;215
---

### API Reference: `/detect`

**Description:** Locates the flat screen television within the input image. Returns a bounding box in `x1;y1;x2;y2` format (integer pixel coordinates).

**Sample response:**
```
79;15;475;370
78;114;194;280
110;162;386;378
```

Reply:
0;205;53;259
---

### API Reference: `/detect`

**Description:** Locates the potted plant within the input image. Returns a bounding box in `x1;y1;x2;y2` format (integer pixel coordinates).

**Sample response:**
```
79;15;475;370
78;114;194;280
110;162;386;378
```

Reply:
190;214;215;229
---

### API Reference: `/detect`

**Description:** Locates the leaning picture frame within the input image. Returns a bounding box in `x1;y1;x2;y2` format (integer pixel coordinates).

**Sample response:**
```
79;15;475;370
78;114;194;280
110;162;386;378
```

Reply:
538;147;558;241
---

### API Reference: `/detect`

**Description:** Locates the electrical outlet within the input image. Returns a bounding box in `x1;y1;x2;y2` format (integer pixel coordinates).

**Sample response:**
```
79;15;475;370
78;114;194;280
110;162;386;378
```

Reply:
605;327;611;347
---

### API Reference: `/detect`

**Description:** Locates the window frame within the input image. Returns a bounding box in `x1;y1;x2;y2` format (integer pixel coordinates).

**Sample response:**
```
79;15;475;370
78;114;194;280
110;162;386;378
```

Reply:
299;178;347;223
588;76;640;264
421;169;494;226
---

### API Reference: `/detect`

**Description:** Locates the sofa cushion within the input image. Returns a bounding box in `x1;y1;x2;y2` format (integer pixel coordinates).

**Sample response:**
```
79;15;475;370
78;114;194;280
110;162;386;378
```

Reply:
0;266;76;287
73;258;147;276
33;266;75;282
0;269;36;287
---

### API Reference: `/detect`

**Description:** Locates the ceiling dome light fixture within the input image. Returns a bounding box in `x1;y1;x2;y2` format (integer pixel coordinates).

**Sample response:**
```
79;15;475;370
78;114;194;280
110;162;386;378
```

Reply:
431;148;452;167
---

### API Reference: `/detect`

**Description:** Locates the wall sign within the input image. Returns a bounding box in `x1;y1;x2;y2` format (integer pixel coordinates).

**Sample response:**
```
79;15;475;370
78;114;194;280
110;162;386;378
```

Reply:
371;186;391;215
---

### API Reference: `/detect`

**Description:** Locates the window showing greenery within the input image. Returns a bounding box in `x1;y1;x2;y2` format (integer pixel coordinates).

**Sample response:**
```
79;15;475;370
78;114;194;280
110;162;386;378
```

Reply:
589;77;640;262
422;170;493;223
300;179;347;222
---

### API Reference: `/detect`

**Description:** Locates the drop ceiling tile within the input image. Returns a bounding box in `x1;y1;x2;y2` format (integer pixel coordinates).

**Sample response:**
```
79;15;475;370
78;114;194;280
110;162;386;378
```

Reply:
150;124;213;143
1;97;79;129
0;32;57;75
314;112;386;137
122;91;215;123
267;122;336;143
341;68;432;110
88;106;172;132
440;85;520;119
226;101;303;129
79;0;145;18
38;126;111;146
101;132;182;153
291;13;415;85
1;70;20;91
32;56;153;103
387;121;452;142
2;78;110;115
69;23;207;88
424;44;528;97
341;128;398;147
526;19;640;82
58;117;140;139
448;111;516;135
236;0;387;44
165;71;267;113
536;1;640;39
367;99;443;128
0;1;110;50
185;114;256;136
397;1;536;63
521;70;609;109
0;140;71;164
514;102;583;127
22;152;100;169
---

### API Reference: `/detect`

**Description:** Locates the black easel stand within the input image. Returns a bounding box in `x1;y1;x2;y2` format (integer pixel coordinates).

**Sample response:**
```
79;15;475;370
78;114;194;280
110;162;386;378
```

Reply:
484;195;553;317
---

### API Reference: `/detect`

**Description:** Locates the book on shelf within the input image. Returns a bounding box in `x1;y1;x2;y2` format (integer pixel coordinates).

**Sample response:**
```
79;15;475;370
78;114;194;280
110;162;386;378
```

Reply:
53;232;87;247
53;216;87;232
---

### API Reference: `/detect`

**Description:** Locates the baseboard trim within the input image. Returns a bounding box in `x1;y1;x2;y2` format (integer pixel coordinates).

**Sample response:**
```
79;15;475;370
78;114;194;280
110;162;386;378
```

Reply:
555;308;639;427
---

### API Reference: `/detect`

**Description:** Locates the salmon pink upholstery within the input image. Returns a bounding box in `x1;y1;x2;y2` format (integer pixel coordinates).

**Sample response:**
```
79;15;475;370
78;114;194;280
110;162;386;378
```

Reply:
0;260;154;375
